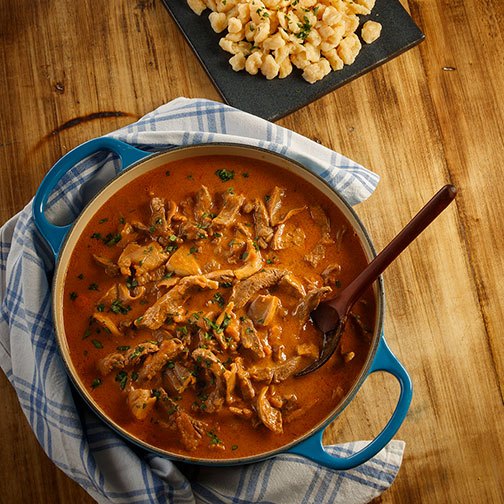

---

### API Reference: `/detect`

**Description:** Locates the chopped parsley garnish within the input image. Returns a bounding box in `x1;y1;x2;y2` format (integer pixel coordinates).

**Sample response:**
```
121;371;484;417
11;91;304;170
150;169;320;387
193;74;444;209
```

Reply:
77;273;84;280
215;168;235;181
213;292;225;307
296;16;312;40
116;345;130;351
91;232;102;240
231;444;238;451
91;378;102;389
207;430;223;446
203;317;220;331
82;328;91;339
91;339;103;349
129;345;145;361
69;291;78;301
115;371;128;390
110;299;131;315
126;277;138;289
189;246;198;255
99;218;108;224
221;313;231;330
96;303;105;312
88;283;99;291
176;325;188;336
104;233;122;247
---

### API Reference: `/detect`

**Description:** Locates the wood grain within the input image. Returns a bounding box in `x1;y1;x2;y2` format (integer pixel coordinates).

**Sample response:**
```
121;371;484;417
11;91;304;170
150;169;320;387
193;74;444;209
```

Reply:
1;0;503;502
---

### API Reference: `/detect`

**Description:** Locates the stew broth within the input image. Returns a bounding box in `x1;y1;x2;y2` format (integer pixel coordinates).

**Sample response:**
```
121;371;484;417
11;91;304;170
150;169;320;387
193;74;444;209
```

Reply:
62;155;375;459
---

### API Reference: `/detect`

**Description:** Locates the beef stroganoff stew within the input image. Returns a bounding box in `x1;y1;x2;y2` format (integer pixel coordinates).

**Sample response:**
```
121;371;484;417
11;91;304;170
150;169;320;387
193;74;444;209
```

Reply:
62;154;376;460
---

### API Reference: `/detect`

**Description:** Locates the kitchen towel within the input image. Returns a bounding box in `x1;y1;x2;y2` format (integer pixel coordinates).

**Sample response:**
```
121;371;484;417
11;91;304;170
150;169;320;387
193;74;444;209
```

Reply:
0;97;403;504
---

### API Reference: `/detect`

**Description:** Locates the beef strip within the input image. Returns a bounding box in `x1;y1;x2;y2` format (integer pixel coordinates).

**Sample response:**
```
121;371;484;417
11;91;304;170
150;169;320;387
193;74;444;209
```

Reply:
175;411;206;451
163;362;196;396
272;224;306;251
192;348;227;413
279;274;306;298
266;186;285;226
179;220;208;240
156;387;179;417
193;185;214;223
150;196;171;237
92;312;121;337
192;348;225;376
223;363;238;404
212;192;245;228
293;285;332;322
252;198;273;248
137;338;184;382
249;356;303;384
304;205;336;266
230;268;289;309
117;241;168;277
127;389;156;420
92;254;119;277
240;318;266;359
235;357;256;401
248;294;280;326
97;342;160;376
138;274;219;330
256;386;283;434
97;283;145;308
117;222;139;248
166;245;202;276
234;239;263;279
204;375;226;413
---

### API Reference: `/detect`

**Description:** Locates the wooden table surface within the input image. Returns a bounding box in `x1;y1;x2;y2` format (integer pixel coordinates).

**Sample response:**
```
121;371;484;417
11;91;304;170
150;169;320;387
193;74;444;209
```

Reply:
1;1;503;502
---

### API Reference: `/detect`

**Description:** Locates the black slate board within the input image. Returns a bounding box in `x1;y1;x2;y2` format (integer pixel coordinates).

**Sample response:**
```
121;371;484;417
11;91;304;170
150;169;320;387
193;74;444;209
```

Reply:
162;0;424;121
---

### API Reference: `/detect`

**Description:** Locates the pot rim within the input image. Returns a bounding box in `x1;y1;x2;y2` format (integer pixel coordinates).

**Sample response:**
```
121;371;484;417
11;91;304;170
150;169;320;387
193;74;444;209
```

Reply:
51;142;385;465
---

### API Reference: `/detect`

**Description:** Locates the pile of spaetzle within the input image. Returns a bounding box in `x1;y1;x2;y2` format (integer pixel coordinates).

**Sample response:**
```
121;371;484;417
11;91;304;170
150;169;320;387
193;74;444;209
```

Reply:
186;0;382;83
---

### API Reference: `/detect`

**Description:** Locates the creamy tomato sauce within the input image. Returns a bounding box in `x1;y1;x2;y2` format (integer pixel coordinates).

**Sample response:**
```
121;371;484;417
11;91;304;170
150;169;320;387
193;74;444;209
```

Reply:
62;155;375;459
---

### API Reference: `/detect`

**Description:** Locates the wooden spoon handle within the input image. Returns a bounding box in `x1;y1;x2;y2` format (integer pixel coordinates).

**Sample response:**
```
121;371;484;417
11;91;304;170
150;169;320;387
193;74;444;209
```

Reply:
331;184;457;314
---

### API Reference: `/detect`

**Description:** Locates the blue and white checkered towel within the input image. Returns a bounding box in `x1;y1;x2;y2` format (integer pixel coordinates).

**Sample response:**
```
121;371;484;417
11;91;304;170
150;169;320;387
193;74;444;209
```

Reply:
0;98;404;504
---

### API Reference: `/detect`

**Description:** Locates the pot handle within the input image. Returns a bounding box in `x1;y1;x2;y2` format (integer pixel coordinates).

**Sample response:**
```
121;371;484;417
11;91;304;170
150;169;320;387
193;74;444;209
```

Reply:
33;137;150;257
287;337;412;470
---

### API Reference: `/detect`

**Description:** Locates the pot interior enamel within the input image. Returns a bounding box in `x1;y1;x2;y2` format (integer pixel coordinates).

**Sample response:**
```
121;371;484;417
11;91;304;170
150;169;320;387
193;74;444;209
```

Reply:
52;143;384;465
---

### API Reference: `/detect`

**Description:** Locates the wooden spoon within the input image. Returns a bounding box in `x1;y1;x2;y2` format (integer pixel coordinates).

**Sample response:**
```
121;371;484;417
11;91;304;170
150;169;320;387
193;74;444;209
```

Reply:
296;184;457;377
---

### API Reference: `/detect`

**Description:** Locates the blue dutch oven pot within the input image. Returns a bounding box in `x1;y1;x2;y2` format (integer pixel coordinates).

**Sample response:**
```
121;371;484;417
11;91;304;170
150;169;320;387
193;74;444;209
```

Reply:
33;137;412;471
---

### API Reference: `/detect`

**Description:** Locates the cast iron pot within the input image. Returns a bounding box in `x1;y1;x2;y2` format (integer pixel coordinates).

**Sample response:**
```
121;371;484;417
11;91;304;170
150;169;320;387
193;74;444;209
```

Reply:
33;137;412;470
